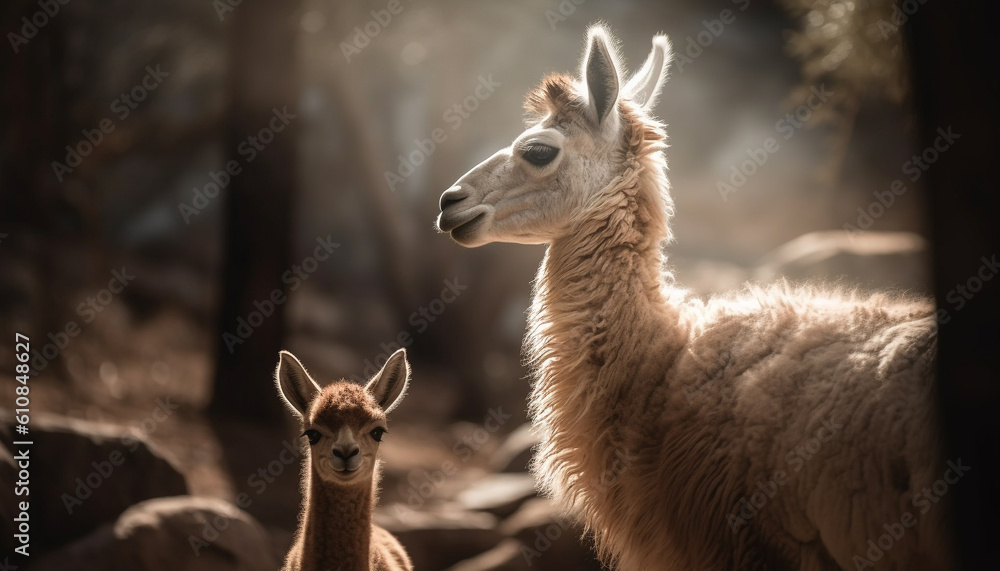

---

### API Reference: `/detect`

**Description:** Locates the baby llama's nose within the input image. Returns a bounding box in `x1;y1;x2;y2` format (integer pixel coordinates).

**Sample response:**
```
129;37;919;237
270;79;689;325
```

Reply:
332;444;360;461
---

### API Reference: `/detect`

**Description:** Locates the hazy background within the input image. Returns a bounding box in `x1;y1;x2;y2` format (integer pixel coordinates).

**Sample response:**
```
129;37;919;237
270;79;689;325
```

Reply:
0;0;934;569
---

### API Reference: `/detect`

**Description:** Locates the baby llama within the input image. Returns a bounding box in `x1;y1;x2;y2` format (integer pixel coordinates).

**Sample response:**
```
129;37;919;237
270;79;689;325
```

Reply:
436;24;954;571
275;348;413;571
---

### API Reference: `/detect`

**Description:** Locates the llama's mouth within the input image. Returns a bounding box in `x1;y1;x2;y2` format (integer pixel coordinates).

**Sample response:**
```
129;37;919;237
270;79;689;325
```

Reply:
449;212;487;242
327;463;366;483
438;202;489;232
326;455;363;474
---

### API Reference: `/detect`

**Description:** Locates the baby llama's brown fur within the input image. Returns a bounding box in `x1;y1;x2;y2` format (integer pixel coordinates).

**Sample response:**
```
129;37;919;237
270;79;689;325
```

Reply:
275;349;412;571
438;25;955;571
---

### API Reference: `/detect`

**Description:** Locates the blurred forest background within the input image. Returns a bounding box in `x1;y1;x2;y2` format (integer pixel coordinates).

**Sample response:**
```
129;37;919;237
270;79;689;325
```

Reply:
0;0;973;569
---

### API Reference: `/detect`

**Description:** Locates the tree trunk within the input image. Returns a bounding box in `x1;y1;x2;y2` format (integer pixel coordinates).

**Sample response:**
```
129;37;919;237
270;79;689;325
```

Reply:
905;1;1000;567
209;0;300;423
1;0;95;380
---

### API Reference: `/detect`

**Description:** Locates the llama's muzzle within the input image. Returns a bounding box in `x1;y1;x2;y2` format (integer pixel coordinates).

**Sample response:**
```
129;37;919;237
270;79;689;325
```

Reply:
331;444;361;472
438;185;485;234
439;185;468;211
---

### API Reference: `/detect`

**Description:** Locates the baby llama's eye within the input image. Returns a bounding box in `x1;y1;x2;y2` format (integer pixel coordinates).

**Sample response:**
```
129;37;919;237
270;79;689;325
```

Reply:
522;144;559;167
370;427;387;442
302;429;321;445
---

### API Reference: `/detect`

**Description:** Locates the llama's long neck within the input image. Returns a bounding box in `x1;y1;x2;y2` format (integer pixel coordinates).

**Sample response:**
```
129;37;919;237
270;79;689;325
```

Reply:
297;461;375;571
534;196;671;377
526;107;687;558
529;106;680;388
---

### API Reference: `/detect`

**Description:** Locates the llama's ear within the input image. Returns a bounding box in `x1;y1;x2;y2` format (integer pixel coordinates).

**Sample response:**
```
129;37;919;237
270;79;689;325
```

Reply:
365;348;410;414
275;351;321;419
623;34;673;110
581;25;621;127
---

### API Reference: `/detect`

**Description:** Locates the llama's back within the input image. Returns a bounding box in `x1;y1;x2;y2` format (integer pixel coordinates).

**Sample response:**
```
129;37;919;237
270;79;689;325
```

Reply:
666;285;951;569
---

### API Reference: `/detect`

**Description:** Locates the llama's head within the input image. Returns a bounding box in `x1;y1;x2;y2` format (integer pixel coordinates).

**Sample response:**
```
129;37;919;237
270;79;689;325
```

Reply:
275;349;410;485
437;24;672;247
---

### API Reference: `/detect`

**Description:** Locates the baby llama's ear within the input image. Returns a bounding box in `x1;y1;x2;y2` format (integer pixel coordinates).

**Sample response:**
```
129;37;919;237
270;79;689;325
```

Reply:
275;351;321;419
581;24;621;128
622;34;673;110
365;348;410;414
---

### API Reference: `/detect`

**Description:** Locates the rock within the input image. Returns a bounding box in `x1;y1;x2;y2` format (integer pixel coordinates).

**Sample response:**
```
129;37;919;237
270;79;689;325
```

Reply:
30;496;278;571
754;230;929;292
376;503;505;570
0;412;188;553
498;498;604;571
489;423;539;473
454;473;538;517
444;539;530;571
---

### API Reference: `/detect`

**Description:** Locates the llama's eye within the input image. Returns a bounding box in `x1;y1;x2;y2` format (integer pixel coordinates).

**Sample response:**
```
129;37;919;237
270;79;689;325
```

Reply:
522;144;559;167
302;429;321;445
370;427;387;442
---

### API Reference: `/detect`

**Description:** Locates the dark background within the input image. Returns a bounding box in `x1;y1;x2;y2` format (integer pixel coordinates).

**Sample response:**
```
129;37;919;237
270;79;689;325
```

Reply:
0;0;996;569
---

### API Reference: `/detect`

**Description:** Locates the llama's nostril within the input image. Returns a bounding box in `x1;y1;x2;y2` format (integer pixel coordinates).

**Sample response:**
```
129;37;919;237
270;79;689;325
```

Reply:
439;186;469;211
333;445;360;460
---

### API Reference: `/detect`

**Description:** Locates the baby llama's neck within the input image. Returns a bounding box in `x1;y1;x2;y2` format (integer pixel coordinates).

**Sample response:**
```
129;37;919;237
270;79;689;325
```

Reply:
526;111;685;556
297;463;375;571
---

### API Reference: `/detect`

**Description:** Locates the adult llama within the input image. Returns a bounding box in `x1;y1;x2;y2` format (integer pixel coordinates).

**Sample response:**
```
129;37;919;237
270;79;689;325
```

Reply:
436;24;954;571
